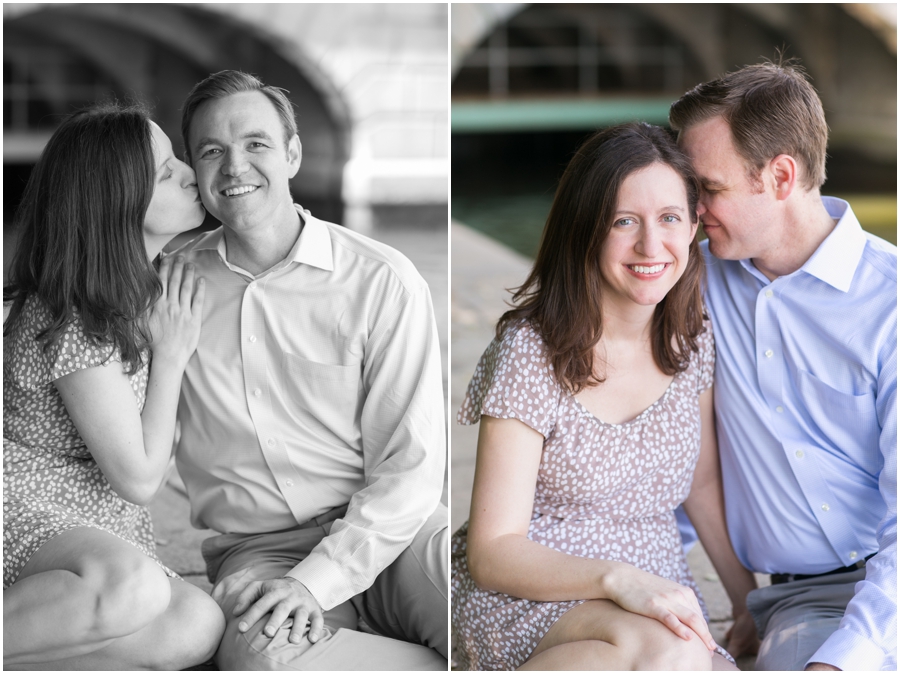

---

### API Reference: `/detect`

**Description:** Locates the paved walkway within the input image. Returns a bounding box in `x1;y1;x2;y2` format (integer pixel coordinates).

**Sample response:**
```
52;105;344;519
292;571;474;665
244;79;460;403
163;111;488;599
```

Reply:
450;220;762;669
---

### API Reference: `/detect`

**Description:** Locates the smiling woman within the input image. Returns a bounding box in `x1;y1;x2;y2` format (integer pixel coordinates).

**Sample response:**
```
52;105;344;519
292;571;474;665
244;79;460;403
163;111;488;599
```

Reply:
450;122;759;671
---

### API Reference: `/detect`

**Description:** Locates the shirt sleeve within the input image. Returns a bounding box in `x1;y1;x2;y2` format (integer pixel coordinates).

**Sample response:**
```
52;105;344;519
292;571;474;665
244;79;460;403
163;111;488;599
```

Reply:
284;276;446;610
808;326;897;670
456;323;562;437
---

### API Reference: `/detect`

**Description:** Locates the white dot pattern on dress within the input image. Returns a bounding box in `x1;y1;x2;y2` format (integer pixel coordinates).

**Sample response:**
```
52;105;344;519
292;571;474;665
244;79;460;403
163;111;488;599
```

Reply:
3;296;177;588
451;320;718;670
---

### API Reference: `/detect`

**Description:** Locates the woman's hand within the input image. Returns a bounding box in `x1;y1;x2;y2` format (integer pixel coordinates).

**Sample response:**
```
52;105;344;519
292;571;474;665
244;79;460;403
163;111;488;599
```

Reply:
602;560;717;651
148;254;205;368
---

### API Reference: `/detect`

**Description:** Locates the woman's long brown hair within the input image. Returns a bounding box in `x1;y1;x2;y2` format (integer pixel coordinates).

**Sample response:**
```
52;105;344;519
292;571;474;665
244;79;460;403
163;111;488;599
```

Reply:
497;122;706;394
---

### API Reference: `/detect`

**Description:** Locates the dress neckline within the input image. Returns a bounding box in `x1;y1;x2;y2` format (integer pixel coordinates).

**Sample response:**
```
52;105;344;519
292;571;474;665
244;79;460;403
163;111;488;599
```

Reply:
570;370;681;428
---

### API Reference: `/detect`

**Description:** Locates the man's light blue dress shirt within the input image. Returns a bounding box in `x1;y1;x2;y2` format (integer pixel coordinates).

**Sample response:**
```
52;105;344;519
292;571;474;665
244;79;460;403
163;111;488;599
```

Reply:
703;198;896;670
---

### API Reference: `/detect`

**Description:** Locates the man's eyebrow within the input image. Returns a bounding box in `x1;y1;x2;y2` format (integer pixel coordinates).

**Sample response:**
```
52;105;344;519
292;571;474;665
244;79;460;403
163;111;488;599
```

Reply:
193;130;276;149
700;178;727;190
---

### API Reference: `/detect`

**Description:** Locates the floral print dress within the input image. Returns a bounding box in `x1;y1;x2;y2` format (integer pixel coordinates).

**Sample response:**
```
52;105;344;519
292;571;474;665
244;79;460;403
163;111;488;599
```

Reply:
3;296;176;588
451;321;727;670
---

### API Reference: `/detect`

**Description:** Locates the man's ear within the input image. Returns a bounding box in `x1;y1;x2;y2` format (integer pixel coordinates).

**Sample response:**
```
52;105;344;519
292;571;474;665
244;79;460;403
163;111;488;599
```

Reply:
287;135;302;178
769;154;797;201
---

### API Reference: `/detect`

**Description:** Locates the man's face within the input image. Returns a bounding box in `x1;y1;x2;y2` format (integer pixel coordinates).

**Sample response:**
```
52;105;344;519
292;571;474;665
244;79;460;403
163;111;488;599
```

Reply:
680;115;777;261
188;91;301;232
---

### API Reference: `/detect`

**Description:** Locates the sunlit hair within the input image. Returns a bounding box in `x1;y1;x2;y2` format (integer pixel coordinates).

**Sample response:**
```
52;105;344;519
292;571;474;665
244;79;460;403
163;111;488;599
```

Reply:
669;57;828;190
3;102;160;374
181;70;298;162
497;122;706;394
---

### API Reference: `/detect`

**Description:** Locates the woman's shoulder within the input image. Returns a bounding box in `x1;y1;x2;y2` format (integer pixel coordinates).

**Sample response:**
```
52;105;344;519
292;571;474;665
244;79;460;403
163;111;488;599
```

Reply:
458;320;562;432
692;315;715;392
6;295;118;390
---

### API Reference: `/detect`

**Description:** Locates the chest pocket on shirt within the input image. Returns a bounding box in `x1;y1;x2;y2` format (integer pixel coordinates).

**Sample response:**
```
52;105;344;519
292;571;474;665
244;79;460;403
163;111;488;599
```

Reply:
796;369;879;465
282;352;364;448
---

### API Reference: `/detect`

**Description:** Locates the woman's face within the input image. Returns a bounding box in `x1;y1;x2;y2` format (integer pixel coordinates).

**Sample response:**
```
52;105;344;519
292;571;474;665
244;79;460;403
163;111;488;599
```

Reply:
598;162;698;313
143;122;206;256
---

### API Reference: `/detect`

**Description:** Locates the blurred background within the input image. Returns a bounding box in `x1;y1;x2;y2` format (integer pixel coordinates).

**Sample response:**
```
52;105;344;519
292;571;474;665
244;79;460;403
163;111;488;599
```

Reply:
451;3;896;258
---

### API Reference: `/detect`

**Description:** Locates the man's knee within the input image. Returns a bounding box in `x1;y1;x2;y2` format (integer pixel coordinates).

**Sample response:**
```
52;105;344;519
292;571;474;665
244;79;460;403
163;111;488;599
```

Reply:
400;502;449;590
755;617;838;671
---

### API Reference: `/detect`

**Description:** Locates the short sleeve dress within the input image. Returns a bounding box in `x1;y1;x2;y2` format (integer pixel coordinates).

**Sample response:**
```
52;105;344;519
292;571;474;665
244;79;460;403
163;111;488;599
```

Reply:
450;320;719;670
3;296;177;588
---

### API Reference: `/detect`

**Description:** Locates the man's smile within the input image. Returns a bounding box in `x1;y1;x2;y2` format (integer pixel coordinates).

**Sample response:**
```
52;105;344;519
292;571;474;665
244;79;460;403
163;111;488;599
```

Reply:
221;185;259;197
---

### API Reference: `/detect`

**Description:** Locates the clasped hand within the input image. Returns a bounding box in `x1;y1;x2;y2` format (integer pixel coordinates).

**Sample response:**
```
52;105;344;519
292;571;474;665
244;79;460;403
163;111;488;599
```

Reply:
211;568;325;645
605;561;717;652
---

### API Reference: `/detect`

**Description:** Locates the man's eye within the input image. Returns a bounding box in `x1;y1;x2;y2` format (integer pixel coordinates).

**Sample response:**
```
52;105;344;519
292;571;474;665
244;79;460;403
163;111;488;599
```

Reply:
201;148;221;158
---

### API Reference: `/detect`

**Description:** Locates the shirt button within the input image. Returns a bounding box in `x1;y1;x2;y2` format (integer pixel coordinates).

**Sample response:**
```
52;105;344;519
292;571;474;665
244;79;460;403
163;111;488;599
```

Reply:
249;282;257;290
776;406;784;413
821;503;830;512
249;335;257;343
849;550;858;560
765;289;774;298
267;438;276;447
795;449;804;458
285;479;294;488
254;388;262;398
765;349;774;358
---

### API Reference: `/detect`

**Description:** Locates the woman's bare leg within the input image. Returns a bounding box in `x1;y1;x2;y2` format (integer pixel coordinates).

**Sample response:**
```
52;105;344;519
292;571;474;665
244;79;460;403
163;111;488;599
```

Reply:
4;527;223;670
9;578;225;671
518;599;716;671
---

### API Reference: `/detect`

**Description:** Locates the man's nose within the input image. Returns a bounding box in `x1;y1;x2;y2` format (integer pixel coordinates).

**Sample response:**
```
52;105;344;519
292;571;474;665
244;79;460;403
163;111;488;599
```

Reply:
221;149;249;177
696;199;708;217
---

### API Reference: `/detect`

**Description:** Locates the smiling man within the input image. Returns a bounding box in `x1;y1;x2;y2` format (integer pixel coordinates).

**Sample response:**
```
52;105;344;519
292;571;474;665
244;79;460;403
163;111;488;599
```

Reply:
172;70;447;671
670;62;896;671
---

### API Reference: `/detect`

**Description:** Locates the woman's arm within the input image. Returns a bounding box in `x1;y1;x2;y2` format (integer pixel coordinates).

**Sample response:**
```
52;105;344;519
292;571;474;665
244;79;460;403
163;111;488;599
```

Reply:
55;255;204;506
682;386;760;658
467;414;717;649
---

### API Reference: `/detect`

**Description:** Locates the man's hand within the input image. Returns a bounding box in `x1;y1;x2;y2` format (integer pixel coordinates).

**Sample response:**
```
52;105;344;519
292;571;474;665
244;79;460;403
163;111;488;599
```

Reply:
724;610;759;659
212;569;325;644
805;664;840;671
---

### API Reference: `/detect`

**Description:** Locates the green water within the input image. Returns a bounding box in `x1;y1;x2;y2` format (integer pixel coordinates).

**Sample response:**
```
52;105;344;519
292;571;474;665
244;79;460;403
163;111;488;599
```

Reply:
453;194;897;259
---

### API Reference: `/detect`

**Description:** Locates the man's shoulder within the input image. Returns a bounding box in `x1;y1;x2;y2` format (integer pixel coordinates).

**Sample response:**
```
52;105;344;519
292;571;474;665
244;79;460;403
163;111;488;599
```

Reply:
316;217;426;293
171;228;221;262
859;231;897;285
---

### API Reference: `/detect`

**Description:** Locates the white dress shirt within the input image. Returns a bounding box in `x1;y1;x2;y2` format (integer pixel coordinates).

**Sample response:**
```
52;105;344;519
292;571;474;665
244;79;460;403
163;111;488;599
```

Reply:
174;205;446;610
704;198;896;670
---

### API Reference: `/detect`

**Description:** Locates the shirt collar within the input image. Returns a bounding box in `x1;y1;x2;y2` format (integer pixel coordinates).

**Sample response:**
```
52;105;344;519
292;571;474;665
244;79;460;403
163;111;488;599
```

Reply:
801;197;867;293
736;197;866;292
191;204;334;273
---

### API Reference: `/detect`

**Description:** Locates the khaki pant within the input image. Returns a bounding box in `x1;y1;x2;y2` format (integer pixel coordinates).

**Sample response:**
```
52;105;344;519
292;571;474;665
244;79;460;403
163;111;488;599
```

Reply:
747;568;866;671
202;504;448;671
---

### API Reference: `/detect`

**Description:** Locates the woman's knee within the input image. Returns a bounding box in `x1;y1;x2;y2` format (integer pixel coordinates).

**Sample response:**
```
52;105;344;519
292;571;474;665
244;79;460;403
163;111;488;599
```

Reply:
148;581;225;670
628;621;713;671
84;553;171;640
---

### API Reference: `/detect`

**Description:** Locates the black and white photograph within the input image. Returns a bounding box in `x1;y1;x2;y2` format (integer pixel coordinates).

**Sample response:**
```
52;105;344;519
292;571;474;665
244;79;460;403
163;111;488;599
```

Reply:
3;2;898;672
4;3;449;670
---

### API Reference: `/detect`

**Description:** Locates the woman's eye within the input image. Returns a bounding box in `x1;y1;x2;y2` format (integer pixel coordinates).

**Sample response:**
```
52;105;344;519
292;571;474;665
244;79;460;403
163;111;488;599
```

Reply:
615;217;635;227
662;215;679;223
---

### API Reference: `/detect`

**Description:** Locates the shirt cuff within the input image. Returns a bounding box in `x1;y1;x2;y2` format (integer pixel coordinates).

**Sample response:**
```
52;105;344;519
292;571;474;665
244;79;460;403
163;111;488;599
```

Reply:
807;628;886;671
284;553;354;612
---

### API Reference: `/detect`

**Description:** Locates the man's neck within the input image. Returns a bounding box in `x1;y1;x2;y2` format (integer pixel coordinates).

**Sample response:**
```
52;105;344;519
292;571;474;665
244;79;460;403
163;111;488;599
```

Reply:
223;206;303;277
752;193;837;282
